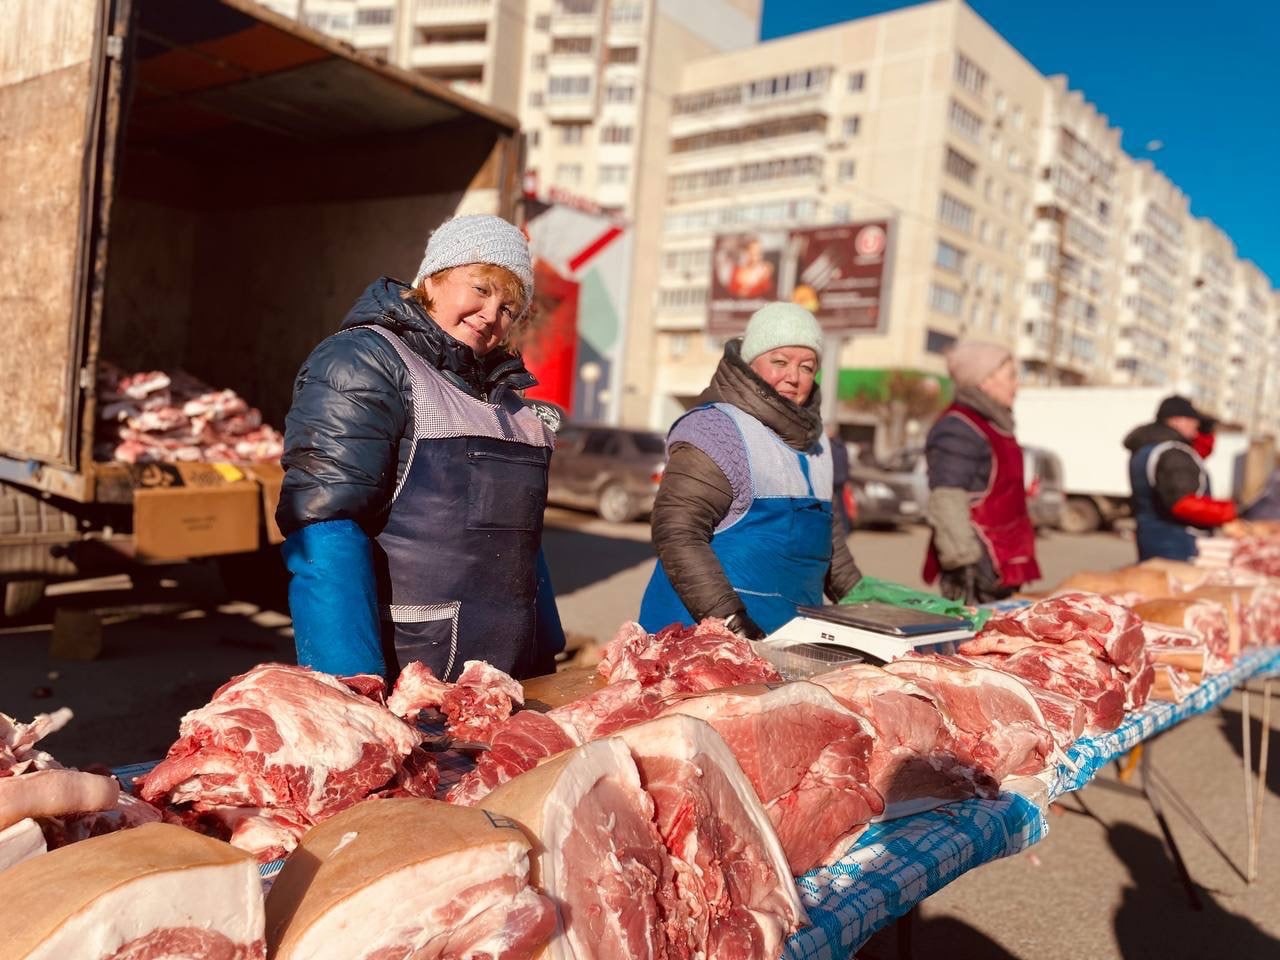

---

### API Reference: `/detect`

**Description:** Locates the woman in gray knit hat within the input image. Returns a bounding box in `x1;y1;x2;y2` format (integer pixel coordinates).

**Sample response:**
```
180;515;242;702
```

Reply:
276;214;564;682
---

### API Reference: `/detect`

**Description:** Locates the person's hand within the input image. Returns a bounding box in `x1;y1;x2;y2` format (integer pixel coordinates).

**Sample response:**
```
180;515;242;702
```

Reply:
939;565;979;603
723;610;766;641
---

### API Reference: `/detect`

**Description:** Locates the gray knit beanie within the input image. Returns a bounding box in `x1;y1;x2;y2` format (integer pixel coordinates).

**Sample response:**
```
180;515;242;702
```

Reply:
411;214;534;311
740;302;824;363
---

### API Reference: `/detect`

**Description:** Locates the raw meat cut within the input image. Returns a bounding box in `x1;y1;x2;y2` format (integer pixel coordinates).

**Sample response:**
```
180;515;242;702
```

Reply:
446;711;579;807
446;681;666;806
660;682;884;873
1;707;73;774
388;660;524;744
1132;598;1231;672
964;592;1152;710
138;664;425;860
612;715;804;958
39;793;164;850
885;657;1055;782
976;645;1126;735
0;822;265;959
480;737;687;959
1186;583;1280;650
598;619;782;694
0;817;46;873
1151;664;1196;704
95;363;283;465
266;798;555;960
813;664;993;811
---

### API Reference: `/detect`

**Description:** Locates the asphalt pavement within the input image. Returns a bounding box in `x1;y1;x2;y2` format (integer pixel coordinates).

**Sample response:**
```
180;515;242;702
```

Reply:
1;513;1277;958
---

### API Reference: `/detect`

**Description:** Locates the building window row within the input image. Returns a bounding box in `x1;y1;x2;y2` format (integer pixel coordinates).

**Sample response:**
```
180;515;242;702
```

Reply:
551;36;594;55
658;286;708;310
605;83;635;103
670;113;828;154
662;248;711;275
948;100;983;142
929;283;963;316
600;124;633;144
935;239;966;273
668;154;826;195
673;68;832;115
954;52;988;97
548;74;592;98
357;8;394;26
944;146;978;186
599;163;630;184
938;193;975;233
607;45;640;64
664;198;820;234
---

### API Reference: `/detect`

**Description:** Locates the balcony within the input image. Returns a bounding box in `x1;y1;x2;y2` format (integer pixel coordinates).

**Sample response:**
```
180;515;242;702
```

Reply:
545;94;597;123
415;0;492;27
409;41;489;71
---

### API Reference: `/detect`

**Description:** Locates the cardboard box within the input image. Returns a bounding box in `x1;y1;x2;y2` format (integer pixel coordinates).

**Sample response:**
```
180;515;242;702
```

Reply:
246;463;286;545
133;463;261;561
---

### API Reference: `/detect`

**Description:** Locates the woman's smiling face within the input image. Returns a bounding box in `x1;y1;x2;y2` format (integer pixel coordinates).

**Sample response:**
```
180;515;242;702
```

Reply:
423;264;524;356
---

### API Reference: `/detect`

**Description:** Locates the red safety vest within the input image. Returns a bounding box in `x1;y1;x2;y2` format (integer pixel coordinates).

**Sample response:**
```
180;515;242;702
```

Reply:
923;403;1041;588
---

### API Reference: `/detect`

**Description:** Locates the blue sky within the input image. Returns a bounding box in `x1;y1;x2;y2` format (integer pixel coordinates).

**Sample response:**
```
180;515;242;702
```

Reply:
761;0;1280;286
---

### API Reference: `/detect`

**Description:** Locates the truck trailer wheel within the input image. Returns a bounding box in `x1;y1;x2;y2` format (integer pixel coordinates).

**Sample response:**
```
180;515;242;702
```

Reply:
1060;496;1102;535
2;578;46;622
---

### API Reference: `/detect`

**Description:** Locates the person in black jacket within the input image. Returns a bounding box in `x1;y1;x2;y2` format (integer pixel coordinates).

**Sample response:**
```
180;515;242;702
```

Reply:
276;215;564;682
1124;395;1237;561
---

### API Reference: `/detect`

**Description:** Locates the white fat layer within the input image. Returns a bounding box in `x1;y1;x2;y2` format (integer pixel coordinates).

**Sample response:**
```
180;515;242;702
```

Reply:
538;739;646;960
26;860;263;960
331;831;360;856
0;817;46;872
288;842;527;959
663;682;873;737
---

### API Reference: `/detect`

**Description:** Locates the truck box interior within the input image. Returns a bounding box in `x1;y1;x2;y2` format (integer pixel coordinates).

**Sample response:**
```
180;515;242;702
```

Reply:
100;0;518;433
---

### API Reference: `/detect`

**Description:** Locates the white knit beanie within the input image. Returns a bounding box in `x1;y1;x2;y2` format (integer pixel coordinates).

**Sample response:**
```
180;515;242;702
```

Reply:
740;302;824;363
411;214;534;310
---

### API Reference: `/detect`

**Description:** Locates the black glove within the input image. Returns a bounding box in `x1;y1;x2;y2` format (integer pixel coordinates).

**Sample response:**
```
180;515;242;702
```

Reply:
723;609;766;641
939;565;979;604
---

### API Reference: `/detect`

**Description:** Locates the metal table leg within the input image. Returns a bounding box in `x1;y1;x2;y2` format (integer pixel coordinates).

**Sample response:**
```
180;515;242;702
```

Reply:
1249;680;1272;884
895;904;916;960
1141;739;1203;910
1242;688;1256;883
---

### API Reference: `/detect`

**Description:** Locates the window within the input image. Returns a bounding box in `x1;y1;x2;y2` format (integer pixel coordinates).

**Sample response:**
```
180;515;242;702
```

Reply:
938;193;974;233
600;124;633;144
557;0;597;13
948;100;982;142
599;163;629;184
996;226;1007;251
552;36;593;55
1002;187;1012;213
528;91;544;108
548;75;591;98
669;166;734;193
670;113;827;153
658;287;708;309
989;135;1003;161
838;159;856;181
534;13;551;30
930;283;963;316
935;239;966;273
357;8;393;26
978;219;990;243
607;46;639;64
944;147;977;185
605;83;635;103
994;91;1006;114
739;154;822;183
954;52;987;96
847;71;865;92
555;163;583;186
532;53;547;71
558;123;585;145
1012;105;1024;129
832;203;851;223
926;329;958;355
528;129;540;148
611;2;644;23
662;248;710;274
842;115;861;138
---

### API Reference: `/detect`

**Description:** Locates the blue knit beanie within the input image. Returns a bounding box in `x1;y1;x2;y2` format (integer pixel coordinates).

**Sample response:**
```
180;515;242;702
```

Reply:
412;215;534;311
740;302;823;363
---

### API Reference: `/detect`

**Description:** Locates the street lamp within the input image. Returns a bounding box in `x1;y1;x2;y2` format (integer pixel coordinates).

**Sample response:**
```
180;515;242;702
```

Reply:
580;361;602;423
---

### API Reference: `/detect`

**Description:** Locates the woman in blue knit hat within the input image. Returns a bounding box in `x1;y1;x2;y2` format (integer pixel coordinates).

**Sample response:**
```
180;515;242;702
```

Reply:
639;302;863;638
276;214;564;682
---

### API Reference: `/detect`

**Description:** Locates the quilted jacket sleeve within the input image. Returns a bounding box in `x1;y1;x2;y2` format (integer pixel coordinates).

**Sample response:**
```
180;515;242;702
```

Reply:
276;329;409;537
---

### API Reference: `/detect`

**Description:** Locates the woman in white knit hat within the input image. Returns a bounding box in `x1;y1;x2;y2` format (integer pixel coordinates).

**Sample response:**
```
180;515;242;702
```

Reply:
277;214;564;682
639;302;862;638
921;339;1040;603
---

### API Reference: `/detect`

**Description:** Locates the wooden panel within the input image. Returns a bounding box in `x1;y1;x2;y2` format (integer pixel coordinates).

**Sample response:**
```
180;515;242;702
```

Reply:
0;0;101;465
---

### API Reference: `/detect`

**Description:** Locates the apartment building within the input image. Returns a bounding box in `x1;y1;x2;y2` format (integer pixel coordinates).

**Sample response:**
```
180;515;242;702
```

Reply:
630;0;1046;426
1018;75;1125;386
1113;160;1190;389
1225;262;1277;433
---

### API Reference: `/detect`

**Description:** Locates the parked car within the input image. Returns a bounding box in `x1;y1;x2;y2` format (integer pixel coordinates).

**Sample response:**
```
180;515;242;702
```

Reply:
547;426;667;523
850;445;1065;530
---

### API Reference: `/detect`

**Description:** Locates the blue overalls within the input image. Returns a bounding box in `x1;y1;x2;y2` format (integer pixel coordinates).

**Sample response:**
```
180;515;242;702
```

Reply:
638;403;833;635
1130;439;1208;562
366;328;555;680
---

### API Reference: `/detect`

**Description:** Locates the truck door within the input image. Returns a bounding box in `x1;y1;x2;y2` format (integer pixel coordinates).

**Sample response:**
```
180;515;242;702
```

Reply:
0;0;129;482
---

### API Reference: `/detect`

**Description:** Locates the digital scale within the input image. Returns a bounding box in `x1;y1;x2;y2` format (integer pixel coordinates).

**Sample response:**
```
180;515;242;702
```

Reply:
758;602;976;674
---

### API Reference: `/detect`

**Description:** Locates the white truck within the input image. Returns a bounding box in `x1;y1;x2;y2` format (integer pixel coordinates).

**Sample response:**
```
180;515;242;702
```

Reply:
1013;387;1253;534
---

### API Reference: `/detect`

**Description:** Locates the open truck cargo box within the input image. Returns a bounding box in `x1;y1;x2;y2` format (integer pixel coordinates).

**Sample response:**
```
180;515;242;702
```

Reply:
0;0;520;570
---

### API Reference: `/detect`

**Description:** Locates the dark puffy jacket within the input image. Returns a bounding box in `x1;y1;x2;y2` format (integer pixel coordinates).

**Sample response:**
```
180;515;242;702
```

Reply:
276;277;537;537
1122;421;1205;512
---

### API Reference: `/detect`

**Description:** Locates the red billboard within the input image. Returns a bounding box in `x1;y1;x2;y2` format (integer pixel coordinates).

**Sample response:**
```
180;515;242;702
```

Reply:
707;220;892;335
